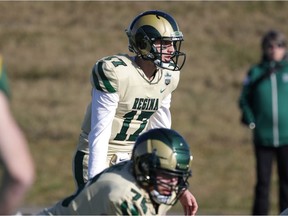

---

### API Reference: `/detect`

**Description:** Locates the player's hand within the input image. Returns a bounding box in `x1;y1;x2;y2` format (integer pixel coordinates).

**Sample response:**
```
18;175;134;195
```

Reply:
179;190;198;216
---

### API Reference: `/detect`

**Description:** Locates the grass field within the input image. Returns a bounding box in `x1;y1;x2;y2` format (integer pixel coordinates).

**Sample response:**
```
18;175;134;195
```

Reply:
1;1;287;215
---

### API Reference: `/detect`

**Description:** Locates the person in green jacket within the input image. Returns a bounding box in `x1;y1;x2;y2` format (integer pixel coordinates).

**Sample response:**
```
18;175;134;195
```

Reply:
239;29;288;215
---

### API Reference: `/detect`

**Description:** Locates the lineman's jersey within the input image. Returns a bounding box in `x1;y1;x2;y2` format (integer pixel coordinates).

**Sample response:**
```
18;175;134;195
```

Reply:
76;54;180;177
38;161;171;215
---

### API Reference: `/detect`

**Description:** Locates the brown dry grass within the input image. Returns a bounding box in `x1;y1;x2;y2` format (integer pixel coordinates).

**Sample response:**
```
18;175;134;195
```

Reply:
0;1;287;214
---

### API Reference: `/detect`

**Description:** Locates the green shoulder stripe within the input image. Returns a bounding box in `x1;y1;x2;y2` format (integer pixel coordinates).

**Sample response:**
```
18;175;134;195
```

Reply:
92;65;103;92
92;61;116;93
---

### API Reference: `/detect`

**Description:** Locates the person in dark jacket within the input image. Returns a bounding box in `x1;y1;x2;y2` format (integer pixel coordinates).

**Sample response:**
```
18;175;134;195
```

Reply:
239;29;288;215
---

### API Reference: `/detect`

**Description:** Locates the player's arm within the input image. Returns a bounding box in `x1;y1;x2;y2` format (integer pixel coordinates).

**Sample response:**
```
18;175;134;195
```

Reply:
238;71;256;129
0;92;35;214
147;93;172;129
88;59;120;179
179;190;198;216
88;88;119;179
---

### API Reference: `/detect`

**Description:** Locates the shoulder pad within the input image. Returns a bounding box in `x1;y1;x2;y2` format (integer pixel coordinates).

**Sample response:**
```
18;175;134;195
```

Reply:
90;55;132;93
90;59;118;93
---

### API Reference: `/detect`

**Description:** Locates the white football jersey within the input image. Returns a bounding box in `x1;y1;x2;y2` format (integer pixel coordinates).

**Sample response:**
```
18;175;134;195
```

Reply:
76;54;180;176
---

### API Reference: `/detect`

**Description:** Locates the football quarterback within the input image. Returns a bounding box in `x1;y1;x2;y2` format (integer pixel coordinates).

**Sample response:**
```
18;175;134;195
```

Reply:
73;9;186;186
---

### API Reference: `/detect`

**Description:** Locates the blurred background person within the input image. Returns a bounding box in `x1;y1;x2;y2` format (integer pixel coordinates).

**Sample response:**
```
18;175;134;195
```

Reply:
239;29;288;215
0;54;35;214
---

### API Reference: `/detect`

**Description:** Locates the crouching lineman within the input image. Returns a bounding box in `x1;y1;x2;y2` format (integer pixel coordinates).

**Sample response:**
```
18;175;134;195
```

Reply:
37;128;198;215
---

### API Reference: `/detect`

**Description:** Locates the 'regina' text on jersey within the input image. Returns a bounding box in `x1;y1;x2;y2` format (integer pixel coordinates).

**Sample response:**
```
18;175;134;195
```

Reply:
132;98;159;111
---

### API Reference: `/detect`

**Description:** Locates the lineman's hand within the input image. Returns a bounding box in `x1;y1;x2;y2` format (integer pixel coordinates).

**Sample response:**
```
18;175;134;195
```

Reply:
179;190;198;216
